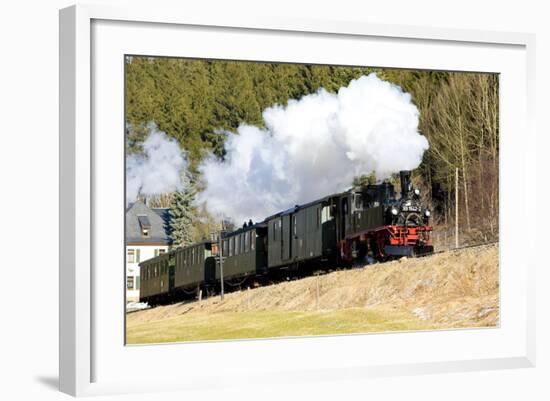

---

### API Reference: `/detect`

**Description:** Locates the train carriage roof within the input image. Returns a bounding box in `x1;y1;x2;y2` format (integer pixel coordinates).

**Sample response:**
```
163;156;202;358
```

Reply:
221;221;267;238
262;181;395;223
138;251;171;267
263;191;344;222
138;239;216;267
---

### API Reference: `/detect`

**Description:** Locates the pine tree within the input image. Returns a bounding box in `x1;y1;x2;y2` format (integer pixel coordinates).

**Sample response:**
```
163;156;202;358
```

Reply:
169;177;197;247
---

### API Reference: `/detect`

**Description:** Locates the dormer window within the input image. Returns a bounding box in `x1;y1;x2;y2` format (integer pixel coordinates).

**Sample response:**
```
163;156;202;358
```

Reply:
138;215;151;238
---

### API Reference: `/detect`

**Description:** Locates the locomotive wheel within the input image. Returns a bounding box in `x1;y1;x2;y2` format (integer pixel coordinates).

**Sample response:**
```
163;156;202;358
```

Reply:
205;286;215;298
350;240;368;266
370;239;382;261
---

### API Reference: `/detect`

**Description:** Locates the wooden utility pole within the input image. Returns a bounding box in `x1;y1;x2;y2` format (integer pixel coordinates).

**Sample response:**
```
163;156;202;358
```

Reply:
219;228;225;301
316;274;320;311
455;167;459;249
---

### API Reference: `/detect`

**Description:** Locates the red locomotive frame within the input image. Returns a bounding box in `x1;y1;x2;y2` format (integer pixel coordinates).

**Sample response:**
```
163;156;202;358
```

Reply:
339;224;433;262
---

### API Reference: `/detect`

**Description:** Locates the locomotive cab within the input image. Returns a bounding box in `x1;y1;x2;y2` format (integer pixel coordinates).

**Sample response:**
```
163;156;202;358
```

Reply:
363;182;396;208
341;183;395;239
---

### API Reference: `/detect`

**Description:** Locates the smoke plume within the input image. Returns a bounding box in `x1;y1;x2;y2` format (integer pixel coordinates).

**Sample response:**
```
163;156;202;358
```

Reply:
198;73;429;223
126;124;187;205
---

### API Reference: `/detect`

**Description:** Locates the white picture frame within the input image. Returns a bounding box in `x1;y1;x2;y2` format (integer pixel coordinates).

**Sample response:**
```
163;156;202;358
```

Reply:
59;4;536;397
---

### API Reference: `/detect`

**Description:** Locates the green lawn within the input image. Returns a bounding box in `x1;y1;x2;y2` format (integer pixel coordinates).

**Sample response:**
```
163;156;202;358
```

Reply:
126;307;439;344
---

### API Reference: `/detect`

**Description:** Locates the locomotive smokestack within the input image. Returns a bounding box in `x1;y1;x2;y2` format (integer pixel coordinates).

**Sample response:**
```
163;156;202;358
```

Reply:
400;170;412;198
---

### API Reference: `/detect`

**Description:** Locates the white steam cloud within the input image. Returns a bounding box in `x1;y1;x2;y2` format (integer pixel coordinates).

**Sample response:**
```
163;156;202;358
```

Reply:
197;74;429;224
126;124;187;204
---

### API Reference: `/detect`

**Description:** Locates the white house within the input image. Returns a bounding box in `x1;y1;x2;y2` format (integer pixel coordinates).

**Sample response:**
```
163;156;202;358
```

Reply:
125;200;172;303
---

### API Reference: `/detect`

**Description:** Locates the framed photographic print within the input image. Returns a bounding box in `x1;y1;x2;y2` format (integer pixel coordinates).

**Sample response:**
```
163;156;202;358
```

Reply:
59;3;536;397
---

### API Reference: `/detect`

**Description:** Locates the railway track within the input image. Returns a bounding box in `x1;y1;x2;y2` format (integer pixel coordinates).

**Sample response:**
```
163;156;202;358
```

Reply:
246;240;500;288
308;240;500;278
429;240;499;257
132;240;499;310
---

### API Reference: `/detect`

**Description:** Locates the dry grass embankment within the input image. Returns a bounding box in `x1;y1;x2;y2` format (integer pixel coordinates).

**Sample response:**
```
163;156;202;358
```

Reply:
126;244;499;344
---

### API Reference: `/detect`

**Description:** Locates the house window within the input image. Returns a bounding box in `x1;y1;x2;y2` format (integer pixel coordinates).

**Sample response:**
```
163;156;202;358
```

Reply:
154;248;166;257
138;215;151;238
128;249;140;263
135;276;140;290
127;249;135;263
127;248;140;263
127;275;134;290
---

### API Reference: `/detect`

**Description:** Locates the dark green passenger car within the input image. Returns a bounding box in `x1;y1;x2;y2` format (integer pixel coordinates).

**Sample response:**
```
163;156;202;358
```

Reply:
173;241;217;291
139;252;173;303
339;188;387;238
220;224;268;280
139;241;217;302
266;195;338;269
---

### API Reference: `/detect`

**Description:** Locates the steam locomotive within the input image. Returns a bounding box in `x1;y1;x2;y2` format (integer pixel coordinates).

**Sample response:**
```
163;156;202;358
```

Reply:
139;170;433;304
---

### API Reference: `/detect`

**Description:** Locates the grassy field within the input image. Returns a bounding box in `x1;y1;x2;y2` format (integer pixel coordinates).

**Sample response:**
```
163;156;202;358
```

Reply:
126;244;499;344
126;307;439;344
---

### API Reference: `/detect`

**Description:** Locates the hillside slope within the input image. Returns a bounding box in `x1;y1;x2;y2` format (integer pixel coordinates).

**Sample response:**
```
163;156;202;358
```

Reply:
126;244;498;343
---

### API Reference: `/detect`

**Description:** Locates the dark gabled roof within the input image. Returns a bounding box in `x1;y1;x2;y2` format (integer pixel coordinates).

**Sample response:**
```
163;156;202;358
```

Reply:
126;201;172;245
